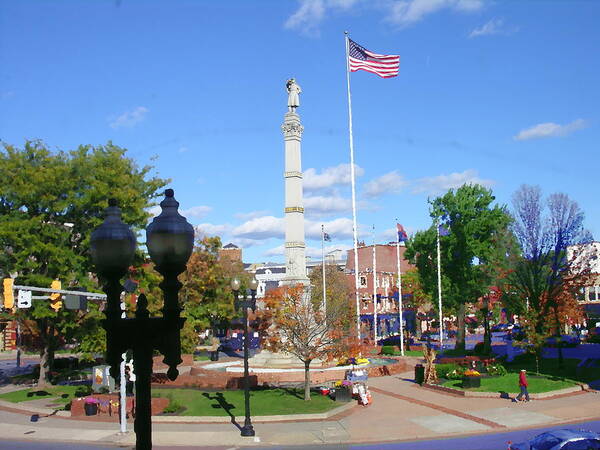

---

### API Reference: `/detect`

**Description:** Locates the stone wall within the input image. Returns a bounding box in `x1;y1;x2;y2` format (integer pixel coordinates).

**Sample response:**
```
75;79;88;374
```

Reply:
151;357;409;390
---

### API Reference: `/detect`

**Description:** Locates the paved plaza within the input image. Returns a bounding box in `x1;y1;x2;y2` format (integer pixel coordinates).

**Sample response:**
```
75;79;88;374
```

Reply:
0;367;598;448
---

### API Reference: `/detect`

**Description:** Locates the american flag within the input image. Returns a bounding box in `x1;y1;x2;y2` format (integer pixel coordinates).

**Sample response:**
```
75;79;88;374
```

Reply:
348;39;400;78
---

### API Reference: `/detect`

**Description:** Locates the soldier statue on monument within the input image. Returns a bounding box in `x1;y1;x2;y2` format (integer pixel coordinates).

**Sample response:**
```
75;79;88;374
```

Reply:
286;78;301;112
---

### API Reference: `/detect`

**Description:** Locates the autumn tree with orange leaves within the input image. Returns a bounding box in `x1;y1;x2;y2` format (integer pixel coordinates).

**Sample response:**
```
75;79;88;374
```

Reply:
262;285;351;401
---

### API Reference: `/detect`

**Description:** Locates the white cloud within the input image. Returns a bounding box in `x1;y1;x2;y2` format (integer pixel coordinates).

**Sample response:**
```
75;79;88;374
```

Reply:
235;210;271;221
178;146;189;153
305;243;353;258
230;238;266;249
387;0;483;27
304;163;364;192
181;205;212;219
304;195;353;216
412;169;494;195
305;217;356;240
195;223;232;237
284;0;360;36
109;106;148;129
147;205;161;217
264;245;285;257
513;119;587;141
363;171;407;198
232;216;285;240
469;18;517;38
284;0;326;36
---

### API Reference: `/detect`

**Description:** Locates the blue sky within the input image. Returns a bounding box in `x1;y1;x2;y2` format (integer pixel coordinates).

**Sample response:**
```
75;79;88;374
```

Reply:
1;0;598;263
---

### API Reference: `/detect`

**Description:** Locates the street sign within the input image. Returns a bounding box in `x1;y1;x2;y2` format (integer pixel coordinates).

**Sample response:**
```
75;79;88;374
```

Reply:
17;290;32;308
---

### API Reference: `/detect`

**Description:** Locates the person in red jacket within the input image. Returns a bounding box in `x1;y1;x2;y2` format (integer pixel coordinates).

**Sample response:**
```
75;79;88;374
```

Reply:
516;369;530;402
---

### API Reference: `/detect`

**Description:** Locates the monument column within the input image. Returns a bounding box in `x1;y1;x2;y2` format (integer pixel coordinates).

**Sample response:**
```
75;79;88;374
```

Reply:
281;79;309;286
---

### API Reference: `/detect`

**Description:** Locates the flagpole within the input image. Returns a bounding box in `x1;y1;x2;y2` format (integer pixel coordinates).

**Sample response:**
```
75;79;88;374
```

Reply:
321;224;327;316
436;221;444;351
372;225;378;343
395;220;405;356
345;31;361;341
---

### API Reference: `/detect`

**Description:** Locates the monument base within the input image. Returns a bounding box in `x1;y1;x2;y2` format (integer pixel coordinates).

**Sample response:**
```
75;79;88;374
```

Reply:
249;350;325;368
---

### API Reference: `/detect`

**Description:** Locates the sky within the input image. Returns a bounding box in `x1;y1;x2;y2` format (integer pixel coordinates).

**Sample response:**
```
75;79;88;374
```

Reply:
1;0;598;264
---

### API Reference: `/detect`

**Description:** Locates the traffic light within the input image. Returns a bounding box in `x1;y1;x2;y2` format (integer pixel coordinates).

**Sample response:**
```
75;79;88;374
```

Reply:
50;280;62;311
3;278;14;309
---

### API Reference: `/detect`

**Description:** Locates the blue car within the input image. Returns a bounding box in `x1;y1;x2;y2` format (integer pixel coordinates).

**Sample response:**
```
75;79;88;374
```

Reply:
509;429;600;450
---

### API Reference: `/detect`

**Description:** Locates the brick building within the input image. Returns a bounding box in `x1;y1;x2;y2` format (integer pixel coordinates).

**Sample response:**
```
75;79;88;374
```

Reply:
346;243;416;339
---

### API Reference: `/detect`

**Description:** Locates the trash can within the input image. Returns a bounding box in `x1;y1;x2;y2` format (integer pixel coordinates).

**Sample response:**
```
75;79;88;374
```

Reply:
210;351;219;361
84;402;98;416
415;364;425;385
334;386;352;402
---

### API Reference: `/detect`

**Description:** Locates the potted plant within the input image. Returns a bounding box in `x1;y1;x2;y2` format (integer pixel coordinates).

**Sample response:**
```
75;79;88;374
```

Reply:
462;369;481;388
84;396;100;416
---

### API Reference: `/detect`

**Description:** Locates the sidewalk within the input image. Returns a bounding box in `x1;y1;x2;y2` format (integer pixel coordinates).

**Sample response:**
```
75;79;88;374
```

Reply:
0;371;598;448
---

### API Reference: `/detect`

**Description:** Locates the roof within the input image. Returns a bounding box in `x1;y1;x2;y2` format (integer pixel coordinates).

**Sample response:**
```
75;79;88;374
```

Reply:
222;243;239;249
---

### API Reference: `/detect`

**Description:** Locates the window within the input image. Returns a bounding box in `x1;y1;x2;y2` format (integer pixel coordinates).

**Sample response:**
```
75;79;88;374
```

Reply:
360;276;367;286
561;439;600;450
589;286;599;301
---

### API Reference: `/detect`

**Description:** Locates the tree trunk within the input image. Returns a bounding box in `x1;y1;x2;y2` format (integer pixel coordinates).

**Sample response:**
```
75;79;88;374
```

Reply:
553;307;564;369
456;303;466;351
304;359;312;401
37;319;55;387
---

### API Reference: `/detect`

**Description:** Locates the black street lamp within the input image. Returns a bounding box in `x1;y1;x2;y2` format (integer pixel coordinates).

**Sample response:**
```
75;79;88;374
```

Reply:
91;190;194;450
482;296;491;354
230;277;258;437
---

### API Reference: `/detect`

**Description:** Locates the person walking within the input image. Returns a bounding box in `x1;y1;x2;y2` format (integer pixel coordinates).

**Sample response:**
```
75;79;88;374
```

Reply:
516;369;530;402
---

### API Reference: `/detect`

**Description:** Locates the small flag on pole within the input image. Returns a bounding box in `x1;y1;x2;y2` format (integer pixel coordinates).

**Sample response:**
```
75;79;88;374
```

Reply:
323;232;331;242
348;39;400;78
438;225;450;236
396;223;408;242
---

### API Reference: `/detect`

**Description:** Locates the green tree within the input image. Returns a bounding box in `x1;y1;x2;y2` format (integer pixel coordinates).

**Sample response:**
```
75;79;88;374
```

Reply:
179;236;247;352
0;140;167;386
308;263;354;330
405;184;511;351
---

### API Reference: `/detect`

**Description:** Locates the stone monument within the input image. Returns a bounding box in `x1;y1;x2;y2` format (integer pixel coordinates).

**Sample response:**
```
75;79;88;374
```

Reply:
249;79;318;368
281;78;310;287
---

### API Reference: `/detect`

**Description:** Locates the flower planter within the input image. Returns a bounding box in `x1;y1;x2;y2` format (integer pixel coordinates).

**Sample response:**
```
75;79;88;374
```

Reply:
84;402;98;416
462;375;481;388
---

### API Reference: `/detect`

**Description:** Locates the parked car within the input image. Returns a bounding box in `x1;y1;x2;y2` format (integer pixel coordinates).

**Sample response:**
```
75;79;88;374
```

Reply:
509;428;600;450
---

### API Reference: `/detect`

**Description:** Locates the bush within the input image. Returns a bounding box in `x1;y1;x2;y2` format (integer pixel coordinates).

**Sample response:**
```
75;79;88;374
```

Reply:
74;385;93;398
381;345;397;355
446;367;466;380
587;334;600;344
162;394;182;414
486;364;508;377
98;386;110;394
436;363;461;379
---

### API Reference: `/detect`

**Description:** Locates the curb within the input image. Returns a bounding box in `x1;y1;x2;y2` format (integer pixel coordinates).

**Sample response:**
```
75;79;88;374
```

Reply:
0;396;356;424
421;382;589;399
152;401;356;423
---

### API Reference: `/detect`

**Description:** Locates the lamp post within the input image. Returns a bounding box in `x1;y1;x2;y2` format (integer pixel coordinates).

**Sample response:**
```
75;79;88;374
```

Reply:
230;277;257;437
91;190;194;450
482;296;491;355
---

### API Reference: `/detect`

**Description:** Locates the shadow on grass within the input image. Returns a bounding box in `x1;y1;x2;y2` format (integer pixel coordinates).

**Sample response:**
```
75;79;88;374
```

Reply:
202;392;241;431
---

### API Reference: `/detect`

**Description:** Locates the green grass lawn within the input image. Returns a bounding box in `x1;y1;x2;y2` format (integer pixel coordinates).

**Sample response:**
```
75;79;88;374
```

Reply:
504;354;599;383
0;385;79;405
152;388;340;416
442;373;577;394
381;350;423;357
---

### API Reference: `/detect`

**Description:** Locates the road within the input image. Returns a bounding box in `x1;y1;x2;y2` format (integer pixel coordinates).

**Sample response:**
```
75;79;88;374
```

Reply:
0;420;598;450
